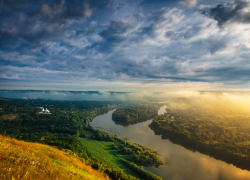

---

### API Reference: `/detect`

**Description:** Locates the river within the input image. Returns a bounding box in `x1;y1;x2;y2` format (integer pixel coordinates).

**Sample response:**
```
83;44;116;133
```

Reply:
90;105;250;180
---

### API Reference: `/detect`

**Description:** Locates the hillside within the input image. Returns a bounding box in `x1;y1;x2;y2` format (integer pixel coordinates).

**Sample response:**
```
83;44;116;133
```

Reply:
0;135;109;180
0;99;163;180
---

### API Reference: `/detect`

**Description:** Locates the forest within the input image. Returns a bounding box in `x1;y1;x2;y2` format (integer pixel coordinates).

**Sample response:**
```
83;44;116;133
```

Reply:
112;105;160;126
0;98;162;180
149;104;250;170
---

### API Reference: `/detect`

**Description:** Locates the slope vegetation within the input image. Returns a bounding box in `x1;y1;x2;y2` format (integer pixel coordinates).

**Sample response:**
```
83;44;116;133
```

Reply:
0;135;109;180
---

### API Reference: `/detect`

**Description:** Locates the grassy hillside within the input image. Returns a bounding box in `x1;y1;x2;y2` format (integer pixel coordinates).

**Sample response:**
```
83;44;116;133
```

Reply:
0;99;163;180
0;135;109;180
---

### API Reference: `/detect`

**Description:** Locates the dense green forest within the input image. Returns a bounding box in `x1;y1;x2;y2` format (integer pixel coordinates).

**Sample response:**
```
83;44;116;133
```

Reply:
112;105;160;126
0;98;162;180
149;105;250;170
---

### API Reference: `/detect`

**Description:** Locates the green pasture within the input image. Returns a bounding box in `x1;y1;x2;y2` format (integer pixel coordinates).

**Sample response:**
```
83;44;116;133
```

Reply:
79;131;145;180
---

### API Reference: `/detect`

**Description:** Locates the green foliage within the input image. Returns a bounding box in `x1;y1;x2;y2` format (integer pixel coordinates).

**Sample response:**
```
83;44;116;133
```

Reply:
149;107;250;170
112;105;160;126
90;128;163;166
0;99;117;137
120;159;162;180
0;98;163;180
79;136;141;180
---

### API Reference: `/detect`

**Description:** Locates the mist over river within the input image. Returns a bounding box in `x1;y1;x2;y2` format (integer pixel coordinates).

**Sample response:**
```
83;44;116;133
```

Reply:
90;106;250;180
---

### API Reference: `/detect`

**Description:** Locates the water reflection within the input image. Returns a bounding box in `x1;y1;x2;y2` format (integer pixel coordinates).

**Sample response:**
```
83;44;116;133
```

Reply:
112;119;150;127
90;105;250;180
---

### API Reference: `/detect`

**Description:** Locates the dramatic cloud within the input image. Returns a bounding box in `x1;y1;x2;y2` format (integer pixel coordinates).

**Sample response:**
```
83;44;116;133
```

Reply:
0;0;250;91
202;0;250;27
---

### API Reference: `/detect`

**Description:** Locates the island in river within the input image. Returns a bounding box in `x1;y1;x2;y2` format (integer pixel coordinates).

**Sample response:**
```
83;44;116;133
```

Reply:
112;103;250;172
112;105;160;126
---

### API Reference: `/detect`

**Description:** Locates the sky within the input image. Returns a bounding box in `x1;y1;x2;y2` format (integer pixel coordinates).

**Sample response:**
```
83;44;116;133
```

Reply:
1;0;250;91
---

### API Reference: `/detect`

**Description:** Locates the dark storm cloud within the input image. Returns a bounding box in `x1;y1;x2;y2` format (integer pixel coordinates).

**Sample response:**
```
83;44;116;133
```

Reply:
202;0;250;27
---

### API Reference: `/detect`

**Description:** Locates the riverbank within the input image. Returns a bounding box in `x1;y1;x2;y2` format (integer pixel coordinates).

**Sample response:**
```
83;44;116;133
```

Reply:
149;119;250;171
80;129;163;180
112;105;159;126
90;105;250;180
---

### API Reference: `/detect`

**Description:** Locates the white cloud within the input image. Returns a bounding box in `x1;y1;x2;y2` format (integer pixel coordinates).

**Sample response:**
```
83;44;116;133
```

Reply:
179;0;198;7
0;74;20;79
2;0;250;90
198;4;211;10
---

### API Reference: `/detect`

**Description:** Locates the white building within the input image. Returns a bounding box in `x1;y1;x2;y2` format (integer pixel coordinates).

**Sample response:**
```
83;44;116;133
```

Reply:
39;107;51;114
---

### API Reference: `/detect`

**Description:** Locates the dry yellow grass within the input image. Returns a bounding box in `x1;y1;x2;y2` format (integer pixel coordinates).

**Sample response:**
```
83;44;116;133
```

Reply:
0;135;109;180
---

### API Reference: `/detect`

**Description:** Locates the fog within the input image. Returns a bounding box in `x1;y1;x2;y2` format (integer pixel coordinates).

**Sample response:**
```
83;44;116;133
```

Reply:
164;91;250;114
0;90;250;112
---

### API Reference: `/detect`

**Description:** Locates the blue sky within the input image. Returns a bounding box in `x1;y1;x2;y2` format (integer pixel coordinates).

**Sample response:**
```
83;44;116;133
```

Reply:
1;0;250;91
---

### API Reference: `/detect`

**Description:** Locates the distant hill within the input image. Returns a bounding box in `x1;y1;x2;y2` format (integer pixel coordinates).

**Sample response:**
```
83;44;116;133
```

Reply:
0;135;109;180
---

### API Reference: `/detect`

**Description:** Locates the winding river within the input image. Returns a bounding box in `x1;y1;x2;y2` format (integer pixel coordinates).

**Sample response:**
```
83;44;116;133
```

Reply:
90;106;250;180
